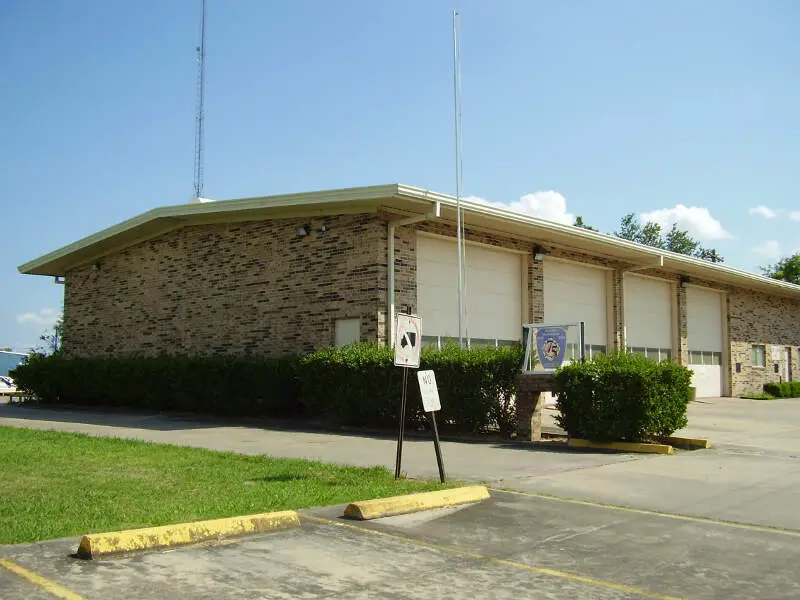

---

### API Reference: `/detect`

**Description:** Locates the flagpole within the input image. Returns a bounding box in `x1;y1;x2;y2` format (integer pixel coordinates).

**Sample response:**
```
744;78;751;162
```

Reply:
453;9;465;347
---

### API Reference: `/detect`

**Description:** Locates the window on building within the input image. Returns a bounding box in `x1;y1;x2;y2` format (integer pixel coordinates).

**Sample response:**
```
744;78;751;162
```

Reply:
688;350;722;366
628;347;672;362
421;335;521;350
751;345;766;368
334;318;361;346
561;343;607;360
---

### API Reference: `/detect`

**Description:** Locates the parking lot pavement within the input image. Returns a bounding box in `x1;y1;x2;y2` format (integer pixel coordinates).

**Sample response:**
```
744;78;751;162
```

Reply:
3;490;799;600
532;398;800;531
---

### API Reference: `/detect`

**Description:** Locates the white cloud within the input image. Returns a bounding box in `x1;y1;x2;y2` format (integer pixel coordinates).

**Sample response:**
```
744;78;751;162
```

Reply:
789;211;800;221
752;240;781;259
16;308;60;328
466;191;574;225
640;204;732;240
749;205;776;219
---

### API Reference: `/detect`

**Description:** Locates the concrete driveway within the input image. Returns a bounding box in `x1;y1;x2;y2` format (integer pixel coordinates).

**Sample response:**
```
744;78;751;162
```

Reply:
1;398;799;599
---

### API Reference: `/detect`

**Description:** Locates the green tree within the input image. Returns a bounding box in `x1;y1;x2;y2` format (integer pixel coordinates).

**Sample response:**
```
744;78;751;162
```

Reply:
38;317;63;355
0;347;12;352
696;248;724;263
761;253;800;285
664;224;699;255
615;214;665;248
614;214;724;262
573;216;598;231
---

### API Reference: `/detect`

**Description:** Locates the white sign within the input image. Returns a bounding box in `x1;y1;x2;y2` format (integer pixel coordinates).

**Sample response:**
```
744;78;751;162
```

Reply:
394;313;422;368
417;370;441;412
771;346;782;362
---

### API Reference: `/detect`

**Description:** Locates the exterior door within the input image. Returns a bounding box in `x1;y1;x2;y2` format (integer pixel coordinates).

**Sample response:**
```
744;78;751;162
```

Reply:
686;287;724;397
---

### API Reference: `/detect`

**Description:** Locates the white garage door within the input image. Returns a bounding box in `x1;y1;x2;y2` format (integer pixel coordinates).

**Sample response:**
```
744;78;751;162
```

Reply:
686;286;724;397
624;275;673;361
543;259;608;357
417;234;522;346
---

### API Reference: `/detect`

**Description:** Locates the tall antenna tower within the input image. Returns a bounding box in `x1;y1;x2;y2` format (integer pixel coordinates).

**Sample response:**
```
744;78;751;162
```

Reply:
193;0;207;200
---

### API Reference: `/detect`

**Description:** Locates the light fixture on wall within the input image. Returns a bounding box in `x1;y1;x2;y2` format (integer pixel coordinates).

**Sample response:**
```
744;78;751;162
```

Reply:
295;225;310;238
533;245;550;261
679;275;690;288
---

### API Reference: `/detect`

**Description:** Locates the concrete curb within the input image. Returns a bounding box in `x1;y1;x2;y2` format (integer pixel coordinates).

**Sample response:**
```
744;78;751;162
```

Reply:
343;486;491;521
568;438;674;455
76;510;300;559
661;436;711;449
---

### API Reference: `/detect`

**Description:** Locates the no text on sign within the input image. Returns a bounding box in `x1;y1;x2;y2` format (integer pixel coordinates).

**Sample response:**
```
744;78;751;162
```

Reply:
417;370;441;413
394;313;421;368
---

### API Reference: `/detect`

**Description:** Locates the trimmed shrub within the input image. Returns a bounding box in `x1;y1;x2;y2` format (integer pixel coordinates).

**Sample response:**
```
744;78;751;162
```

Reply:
299;343;524;433
763;381;800;398
553;352;692;442
10;353;302;417
10;344;524;433
298;344;402;428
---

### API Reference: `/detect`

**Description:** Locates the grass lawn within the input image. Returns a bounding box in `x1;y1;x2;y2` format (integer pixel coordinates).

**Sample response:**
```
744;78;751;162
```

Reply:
0;426;451;545
739;393;776;400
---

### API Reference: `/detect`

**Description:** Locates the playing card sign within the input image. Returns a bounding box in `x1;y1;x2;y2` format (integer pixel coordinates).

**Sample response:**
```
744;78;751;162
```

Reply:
394;313;421;368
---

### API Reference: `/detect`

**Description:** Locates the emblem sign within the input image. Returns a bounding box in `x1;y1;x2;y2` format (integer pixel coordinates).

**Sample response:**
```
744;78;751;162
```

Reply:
535;326;568;371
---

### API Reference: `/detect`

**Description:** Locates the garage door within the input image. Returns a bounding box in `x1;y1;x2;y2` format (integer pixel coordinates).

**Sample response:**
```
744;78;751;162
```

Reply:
417;234;522;346
624;275;673;361
543;259;608;358
686;286;724;397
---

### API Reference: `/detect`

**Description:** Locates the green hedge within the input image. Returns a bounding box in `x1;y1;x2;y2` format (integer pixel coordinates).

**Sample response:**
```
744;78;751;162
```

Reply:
553;352;692;442
763;381;800;398
10;344;524;433
10;353;302;417
299;343;523;433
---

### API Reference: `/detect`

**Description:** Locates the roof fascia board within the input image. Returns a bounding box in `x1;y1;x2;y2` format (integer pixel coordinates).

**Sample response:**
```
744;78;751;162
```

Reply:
18;211;178;275
19;185;404;275
396;185;800;297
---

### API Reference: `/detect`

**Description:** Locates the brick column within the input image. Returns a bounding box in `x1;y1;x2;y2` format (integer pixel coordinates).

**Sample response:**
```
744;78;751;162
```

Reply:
515;374;554;441
530;256;544;322
677;284;689;365
612;269;626;351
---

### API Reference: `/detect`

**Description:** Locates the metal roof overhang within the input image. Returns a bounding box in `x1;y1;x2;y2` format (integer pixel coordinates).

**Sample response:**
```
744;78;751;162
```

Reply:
18;183;800;300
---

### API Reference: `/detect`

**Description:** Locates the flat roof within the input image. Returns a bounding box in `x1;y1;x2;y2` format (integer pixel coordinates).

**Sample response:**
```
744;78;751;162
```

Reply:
18;183;800;299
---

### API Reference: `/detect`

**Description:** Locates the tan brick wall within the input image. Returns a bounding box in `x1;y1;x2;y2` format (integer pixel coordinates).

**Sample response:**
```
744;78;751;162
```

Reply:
61;206;800;398
728;288;800;396
64;213;388;358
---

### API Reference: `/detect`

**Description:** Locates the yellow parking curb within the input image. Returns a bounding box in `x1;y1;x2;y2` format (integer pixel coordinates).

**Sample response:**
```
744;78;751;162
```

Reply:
76;510;300;559
661;436;711;449
344;486;490;520
568;438;673;455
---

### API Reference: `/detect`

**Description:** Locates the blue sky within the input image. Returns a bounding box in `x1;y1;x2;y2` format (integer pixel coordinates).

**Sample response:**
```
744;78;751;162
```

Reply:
2;0;799;351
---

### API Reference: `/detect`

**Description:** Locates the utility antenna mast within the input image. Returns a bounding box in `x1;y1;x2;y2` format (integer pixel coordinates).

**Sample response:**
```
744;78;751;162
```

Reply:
193;0;207;200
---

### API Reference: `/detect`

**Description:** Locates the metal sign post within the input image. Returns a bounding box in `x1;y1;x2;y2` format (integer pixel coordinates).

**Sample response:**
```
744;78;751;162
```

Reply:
394;366;409;480
417;369;446;484
394;314;421;480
